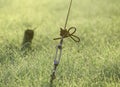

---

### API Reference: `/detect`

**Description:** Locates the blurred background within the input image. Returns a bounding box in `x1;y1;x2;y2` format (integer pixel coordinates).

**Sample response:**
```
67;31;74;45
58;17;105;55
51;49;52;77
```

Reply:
0;0;120;87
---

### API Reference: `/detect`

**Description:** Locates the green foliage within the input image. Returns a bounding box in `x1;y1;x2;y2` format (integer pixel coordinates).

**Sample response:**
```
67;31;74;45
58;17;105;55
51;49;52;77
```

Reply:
0;0;120;87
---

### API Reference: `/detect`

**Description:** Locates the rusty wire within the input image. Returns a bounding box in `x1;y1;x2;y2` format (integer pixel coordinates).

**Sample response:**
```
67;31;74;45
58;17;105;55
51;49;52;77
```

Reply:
50;0;80;86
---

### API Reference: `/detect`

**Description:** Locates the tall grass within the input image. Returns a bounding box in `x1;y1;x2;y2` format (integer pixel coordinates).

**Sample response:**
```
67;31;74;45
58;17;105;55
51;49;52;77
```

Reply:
0;0;120;87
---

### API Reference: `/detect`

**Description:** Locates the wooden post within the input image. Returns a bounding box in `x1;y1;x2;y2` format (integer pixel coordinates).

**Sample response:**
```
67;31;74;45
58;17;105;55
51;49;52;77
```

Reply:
21;29;34;50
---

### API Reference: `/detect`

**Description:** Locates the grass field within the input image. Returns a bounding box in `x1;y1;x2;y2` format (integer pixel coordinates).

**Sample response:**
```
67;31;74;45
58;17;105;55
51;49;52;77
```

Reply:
0;0;120;87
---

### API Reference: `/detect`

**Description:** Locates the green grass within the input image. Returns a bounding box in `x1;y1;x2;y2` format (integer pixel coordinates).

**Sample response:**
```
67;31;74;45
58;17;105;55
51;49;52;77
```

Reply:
0;0;120;87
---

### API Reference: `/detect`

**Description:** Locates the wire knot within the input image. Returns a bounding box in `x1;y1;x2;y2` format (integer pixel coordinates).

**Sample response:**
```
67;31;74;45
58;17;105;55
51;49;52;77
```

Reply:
54;27;80;42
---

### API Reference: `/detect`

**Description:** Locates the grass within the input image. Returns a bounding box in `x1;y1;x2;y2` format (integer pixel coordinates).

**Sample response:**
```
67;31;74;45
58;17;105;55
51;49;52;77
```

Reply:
0;0;120;87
